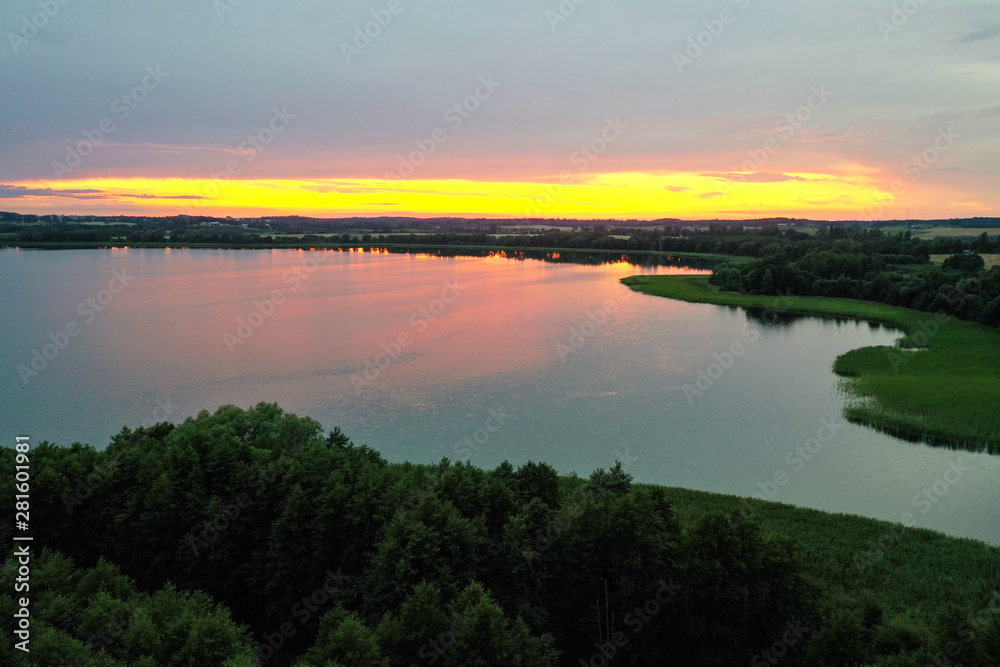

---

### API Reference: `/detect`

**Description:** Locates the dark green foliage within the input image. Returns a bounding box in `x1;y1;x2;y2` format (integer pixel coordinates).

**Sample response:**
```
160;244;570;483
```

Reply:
4;404;998;665
295;607;389;667
711;236;1000;330
0;551;255;666
943;252;986;274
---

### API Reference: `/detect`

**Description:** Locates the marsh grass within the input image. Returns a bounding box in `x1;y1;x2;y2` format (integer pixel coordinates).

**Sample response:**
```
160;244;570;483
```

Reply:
652;485;1000;620
622;275;1000;454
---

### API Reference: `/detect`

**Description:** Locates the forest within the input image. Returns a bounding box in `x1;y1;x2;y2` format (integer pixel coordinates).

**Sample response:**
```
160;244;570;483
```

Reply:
3;216;998;259
3;404;999;666
707;228;1000;330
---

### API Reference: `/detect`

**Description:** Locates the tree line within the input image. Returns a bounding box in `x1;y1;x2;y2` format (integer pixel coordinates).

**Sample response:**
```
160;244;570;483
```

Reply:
3;404;998;665
711;243;1000;330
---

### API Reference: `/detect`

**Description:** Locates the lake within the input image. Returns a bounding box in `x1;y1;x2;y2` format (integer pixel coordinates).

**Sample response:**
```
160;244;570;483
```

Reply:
3;247;998;544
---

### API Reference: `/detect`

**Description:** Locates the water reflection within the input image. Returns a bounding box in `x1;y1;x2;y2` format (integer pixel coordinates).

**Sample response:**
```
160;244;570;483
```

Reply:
740;307;899;333
1;248;997;544
358;246;717;270
742;308;805;329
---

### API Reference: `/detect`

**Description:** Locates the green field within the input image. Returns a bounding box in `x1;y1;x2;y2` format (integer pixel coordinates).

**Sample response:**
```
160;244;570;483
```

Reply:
917;227;1000;239
622;275;1000;453
932;253;1000;269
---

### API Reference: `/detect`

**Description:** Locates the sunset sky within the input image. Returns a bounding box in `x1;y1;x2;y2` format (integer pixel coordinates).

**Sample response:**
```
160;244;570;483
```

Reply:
2;0;998;220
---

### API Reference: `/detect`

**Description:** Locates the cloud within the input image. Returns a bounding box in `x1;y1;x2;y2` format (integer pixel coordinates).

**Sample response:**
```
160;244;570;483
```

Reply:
0;184;104;199
920;106;1000;123
957;25;1000;42
98;143;252;156
41;141;251;156
115;193;207;200
701;173;808;183
665;186;690;193
1;1;998;217
0;185;205;201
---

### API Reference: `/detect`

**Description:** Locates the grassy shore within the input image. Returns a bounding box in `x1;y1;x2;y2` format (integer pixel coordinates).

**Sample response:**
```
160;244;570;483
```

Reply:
622;275;1000;453
653;485;1000;617
0;240;739;263
555;470;1000;642
0;239;716;257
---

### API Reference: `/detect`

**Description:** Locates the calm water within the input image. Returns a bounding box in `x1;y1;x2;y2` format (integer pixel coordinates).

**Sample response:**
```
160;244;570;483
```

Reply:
2;248;998;545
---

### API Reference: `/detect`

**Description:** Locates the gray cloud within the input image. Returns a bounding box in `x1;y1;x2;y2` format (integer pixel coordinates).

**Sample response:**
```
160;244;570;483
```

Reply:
702;173;808;183
957;25;1000;42
0;0;996;206
0;184;103;199
0;184;204;200
115;194;206;200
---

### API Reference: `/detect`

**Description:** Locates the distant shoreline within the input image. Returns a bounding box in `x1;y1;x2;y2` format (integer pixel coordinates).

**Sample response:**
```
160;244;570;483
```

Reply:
0;240;737;262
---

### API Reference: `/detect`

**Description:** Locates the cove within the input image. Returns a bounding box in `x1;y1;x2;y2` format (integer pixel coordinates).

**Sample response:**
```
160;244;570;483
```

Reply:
1;247;997;544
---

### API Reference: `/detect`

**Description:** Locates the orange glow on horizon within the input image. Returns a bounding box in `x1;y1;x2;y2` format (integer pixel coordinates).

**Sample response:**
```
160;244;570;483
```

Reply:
5;171;983;221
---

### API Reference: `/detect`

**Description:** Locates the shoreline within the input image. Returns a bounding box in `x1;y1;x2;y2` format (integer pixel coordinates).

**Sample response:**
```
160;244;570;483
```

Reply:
622;274;1000;454
0;240;736;263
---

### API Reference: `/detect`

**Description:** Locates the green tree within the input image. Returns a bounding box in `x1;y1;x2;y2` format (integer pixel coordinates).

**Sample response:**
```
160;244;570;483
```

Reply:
295;606;388;667
761;268;775;294
0;551;255;666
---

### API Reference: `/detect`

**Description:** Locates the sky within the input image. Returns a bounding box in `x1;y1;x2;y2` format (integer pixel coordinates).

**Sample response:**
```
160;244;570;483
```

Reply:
1;0;998;221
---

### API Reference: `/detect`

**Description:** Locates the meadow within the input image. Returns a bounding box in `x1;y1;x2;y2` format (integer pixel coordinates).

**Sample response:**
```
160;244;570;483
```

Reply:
918;227;1000;239
932;253;1000;269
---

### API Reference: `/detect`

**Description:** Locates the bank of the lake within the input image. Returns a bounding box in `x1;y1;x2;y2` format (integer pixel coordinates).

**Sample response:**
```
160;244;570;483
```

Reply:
649;485;1000;617
622;274;1000;454
0;239;738;263
6;401;1000;665
7;249;998;544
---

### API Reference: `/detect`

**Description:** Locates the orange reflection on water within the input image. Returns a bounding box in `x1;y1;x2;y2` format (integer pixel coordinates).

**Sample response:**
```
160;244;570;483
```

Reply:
99;249;708;403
